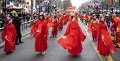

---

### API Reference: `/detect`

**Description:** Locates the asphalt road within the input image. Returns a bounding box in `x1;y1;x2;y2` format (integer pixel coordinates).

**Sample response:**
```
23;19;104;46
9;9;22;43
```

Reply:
0;20;106;61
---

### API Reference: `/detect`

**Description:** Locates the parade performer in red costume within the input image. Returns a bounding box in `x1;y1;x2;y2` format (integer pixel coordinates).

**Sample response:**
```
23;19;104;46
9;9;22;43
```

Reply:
91;15;98;41
58;14;64;30
34;13;48;55
97;15;116;60
87;12;92;32
58;15;86;56
2;17;17;54
63;14;67;25
45;15;49;23
75;12;78;22
52;15;58;37
30;16;38;36
112;14;120;48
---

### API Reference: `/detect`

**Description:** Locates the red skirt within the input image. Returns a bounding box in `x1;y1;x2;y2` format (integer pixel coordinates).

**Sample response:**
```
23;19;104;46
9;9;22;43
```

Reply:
88;23;92;32
35;33;48;52
52;25;58;36
92;30;97;38
58;34;83;56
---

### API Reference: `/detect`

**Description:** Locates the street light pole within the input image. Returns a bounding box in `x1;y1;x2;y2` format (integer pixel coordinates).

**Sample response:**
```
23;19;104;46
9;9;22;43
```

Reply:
39;0;42;17
107;0;109;12
102;0;103;12
111;0;114;14
119;0;120;17
39;0;40;14
31;0;33;20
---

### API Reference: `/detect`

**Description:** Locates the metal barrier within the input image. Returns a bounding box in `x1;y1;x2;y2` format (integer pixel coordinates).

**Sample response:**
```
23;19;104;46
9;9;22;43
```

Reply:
21;20;32;31
0;27;4;43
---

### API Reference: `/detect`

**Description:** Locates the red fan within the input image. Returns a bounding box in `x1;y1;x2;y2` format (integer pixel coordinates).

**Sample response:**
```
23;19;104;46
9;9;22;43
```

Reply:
47;22;54;27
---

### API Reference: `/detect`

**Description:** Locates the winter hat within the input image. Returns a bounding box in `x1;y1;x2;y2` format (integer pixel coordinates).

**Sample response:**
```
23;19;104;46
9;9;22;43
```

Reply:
40;12;44;15
92;14;96;16
99;14;104;17
7;17;11;21
71;13;75;16
34;14;37;17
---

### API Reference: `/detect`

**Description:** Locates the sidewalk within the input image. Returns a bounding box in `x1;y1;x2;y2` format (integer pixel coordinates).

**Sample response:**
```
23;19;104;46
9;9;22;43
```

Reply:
0;27;31;48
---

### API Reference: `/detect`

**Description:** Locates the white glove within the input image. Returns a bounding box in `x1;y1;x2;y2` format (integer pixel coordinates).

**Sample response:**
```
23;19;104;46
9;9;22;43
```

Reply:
102;35;104;39
62;36;66;39
5;35;8;39
5;35;9;41
36;29;40;32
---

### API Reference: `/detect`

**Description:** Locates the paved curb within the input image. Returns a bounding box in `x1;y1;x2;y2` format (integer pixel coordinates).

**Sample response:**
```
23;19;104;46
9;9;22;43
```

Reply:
0;32;30;49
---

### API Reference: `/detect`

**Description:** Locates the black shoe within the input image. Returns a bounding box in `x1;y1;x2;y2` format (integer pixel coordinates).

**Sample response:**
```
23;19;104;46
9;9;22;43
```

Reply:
115;46;120;48
6;51;13;54
19;41;23;44
16;43;19;45
33;35;35;37
92;38;95;41
95;38;97;41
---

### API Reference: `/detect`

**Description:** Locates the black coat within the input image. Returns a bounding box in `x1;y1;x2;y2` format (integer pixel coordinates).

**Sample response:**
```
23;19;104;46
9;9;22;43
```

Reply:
12;16;21;31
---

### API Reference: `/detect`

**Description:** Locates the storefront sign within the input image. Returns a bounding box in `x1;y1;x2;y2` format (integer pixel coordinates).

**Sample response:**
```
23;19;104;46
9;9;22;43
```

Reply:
66;6;76;11
6;1;23;9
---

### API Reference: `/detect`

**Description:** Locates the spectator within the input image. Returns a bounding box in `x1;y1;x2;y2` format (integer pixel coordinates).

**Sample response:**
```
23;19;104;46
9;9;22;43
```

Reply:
12;13;23;45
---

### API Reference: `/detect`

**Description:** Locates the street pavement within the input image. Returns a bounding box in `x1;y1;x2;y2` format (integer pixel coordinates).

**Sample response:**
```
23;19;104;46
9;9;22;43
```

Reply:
0;20;117;61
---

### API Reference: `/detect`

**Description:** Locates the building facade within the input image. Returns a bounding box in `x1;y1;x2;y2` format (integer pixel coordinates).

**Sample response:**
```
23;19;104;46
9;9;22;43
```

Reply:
24;0;36;13
0;0;2;13
1;0;25;12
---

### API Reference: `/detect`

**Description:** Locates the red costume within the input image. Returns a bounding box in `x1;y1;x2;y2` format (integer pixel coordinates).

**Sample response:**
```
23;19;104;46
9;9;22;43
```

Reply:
75;12;78;22
58;20;86;56
97;22;116;56
2;24;17;52
47;22;54;28
80;15;83;21
114;17;120;47
91;21;98;38
58;16;64;30
87;15;92;32
63;15;67;25
49;18;52;23
52;18;58;36
45;16;49;23
34;20;48;52
30;20;38;36
66;14;70;21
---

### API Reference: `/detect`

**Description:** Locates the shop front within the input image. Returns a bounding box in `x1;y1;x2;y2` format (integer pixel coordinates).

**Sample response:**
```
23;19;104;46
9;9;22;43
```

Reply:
3;1;24;13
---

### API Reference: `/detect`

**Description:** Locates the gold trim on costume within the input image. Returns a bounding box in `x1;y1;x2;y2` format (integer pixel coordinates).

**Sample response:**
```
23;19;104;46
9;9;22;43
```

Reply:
116;28;120;32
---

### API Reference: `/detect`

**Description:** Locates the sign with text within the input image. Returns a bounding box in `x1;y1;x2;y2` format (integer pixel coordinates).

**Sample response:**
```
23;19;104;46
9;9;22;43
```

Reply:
66;6;76;11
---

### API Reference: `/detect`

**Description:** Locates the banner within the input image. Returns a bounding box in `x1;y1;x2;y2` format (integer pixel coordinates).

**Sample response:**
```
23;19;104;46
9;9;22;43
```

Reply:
66;6;76;11
109;0;115;5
